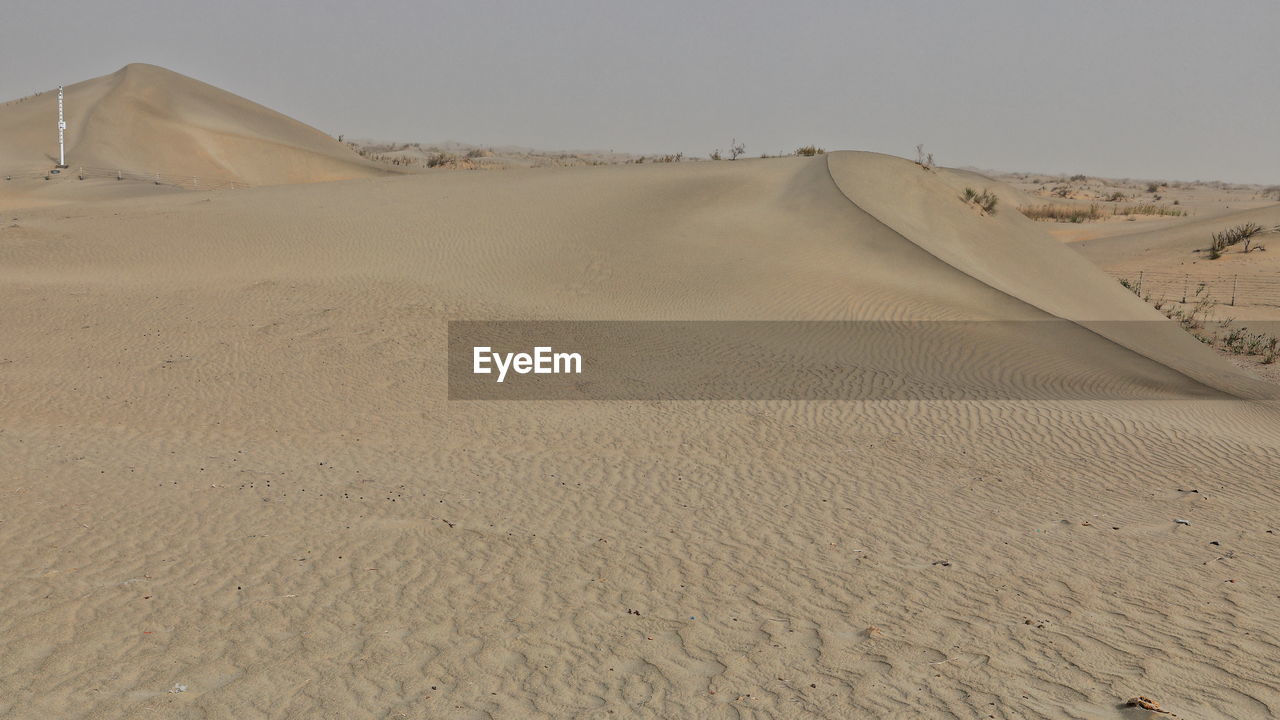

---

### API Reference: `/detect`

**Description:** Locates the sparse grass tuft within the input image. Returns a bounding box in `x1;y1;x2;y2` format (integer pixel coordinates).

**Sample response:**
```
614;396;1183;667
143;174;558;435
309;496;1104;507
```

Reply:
1161;283;1216;330
1018;204;1104;223
962;187;998;215
793;145;825;157
1112;204;1184;217
1264;337;1280;364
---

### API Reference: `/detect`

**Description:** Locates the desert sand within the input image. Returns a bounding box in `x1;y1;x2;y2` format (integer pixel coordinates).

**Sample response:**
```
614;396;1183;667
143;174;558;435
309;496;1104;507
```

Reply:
2;66;1279;719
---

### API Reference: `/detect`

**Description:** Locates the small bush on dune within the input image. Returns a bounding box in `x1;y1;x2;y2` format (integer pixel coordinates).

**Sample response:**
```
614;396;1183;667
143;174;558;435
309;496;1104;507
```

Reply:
711;140;745;161
915;144;934;170
1214;318;1280;363
1166;284;1216;330
1206;222;1266;258
962;187;998;215
1264;337;1280;364
793;145;825;157
1220;326;1273;355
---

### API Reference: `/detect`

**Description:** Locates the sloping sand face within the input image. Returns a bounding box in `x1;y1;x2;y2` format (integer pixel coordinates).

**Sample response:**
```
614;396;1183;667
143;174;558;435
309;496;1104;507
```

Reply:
1;152;1278;718
0;64;389;190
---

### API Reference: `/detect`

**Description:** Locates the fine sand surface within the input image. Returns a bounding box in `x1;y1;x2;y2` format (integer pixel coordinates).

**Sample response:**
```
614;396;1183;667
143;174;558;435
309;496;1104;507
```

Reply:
3;74;1280;719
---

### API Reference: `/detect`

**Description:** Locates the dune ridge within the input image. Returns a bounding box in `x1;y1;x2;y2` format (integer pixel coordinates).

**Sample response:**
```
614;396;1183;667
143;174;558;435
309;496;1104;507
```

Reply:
823;152;1276;401
0;64;390;188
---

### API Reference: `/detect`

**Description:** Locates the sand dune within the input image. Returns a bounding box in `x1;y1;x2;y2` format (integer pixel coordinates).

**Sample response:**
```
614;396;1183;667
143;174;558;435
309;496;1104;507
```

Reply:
1075;204;1280;271
0;64;390;188
1;69;1279;719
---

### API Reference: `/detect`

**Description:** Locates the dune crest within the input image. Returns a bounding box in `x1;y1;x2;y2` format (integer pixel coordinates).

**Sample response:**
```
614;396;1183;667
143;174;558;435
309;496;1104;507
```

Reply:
0;63;390;187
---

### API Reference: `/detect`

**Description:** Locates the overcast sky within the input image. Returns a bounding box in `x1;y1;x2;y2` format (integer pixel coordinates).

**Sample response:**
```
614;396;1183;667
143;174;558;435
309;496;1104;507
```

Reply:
4;0;1277;183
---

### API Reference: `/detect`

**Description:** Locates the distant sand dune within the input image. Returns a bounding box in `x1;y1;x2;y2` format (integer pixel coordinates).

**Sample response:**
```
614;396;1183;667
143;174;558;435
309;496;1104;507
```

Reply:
0;63;391;188
1075;204;1280;270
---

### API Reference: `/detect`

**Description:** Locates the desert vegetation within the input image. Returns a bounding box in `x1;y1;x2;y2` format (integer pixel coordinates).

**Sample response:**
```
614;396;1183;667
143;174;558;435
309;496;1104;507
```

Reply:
961;187;998;215
1019;201;1186;223
1112;203;1184;217
915;144;934;170
425;152;460;168
1220;326;1280;363
1018;203;1105;223
1205;222;1268;259
794;145;825;157
710;139;746;161
342;140;668;170
1121;276;1279;364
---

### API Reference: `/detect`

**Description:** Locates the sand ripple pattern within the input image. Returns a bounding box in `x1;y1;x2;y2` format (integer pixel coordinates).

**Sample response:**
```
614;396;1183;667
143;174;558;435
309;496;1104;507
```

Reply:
2;153;1278;718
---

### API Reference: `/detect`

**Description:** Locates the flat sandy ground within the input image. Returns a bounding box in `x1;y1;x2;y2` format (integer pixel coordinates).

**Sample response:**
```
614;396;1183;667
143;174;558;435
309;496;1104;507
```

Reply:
2;149;1279;719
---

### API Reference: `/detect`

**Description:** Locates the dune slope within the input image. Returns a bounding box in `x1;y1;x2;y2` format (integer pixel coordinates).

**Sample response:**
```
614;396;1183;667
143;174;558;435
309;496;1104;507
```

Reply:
0;63;390;187
1;153;1278;718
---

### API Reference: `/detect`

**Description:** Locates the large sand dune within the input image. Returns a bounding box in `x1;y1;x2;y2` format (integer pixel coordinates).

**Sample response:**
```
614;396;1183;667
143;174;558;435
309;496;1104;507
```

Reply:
0;64;389;188
1;71;1278;718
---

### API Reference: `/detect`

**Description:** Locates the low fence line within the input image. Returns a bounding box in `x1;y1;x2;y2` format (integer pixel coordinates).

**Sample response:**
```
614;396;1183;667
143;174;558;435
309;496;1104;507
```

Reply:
2;164;249;191
1109;269;1280;309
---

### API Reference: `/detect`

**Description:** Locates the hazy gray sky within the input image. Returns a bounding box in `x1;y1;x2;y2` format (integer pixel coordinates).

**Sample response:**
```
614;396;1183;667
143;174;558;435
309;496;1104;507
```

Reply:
5;0;1278;183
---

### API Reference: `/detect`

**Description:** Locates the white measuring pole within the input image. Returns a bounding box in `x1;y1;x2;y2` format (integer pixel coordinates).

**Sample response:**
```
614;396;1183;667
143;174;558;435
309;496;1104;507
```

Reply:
57;85;66;167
